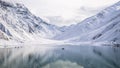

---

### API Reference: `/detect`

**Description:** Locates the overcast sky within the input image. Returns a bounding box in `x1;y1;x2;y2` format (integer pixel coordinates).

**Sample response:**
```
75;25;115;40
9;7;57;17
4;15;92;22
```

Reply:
6;0;120;26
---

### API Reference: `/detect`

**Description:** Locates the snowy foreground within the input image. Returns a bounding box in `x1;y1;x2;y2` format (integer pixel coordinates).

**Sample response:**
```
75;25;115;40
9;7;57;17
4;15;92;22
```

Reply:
0;37;119;48
0;38;63;48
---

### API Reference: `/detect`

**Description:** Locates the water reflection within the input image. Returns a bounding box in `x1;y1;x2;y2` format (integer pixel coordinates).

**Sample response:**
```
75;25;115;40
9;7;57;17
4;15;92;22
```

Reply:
0;45;120;68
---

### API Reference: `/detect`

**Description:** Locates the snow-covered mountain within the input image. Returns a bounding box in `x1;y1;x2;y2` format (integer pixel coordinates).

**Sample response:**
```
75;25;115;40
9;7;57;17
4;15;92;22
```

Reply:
54;1;120;44
0;0;61;42
0;0;120;45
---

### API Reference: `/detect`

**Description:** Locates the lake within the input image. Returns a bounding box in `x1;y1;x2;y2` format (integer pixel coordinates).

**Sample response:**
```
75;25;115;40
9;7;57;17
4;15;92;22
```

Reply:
0;45;120;68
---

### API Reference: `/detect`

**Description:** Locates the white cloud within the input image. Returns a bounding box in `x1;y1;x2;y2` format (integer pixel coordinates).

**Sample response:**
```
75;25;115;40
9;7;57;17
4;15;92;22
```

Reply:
5;0;120;26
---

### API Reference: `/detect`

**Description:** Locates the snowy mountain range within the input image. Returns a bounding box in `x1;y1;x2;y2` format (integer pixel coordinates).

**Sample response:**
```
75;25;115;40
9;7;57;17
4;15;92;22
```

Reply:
0;0;120;45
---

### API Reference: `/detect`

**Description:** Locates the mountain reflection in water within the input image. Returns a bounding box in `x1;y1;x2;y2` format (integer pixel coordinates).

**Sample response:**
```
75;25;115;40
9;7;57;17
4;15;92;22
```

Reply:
0;45;120;68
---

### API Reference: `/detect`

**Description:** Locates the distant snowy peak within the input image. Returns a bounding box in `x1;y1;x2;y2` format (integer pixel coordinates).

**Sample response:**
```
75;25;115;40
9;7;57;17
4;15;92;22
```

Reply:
0;0;60;41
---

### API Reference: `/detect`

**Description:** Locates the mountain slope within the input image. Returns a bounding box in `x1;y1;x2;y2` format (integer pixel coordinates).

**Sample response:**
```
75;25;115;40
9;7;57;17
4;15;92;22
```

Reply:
0;0;61;42
54;1;120;44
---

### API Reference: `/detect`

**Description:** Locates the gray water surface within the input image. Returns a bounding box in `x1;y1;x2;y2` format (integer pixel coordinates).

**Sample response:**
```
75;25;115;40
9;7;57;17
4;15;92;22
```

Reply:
0;45;120;68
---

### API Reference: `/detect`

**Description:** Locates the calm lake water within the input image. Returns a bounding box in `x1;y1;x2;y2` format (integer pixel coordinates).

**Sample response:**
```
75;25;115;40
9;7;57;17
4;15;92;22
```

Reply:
0;45;120;68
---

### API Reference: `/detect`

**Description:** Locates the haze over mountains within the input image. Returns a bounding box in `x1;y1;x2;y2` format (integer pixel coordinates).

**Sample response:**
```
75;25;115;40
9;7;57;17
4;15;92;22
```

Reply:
0;0;120;45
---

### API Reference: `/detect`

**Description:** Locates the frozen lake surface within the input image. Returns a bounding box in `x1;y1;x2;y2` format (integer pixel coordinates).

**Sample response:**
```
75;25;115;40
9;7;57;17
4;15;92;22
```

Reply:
0;45;120;68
